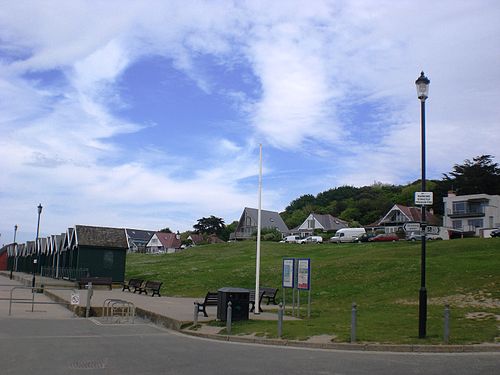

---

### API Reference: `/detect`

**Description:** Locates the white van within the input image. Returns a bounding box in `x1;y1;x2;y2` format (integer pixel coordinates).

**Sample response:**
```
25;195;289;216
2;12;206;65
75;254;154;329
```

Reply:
330;228;366;243
283;235;300;243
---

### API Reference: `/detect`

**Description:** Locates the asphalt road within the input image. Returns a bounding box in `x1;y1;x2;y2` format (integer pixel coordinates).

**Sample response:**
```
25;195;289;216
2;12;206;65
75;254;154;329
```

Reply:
1;318;498;375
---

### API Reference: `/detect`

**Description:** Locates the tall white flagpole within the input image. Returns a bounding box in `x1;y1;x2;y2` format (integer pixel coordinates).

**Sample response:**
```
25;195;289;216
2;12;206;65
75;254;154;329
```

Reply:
255;144;262;315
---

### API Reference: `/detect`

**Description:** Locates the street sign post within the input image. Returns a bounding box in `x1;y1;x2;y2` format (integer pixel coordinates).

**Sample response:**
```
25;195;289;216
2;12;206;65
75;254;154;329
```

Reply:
426;226;440;235
415;192;433;205
403;222;421;232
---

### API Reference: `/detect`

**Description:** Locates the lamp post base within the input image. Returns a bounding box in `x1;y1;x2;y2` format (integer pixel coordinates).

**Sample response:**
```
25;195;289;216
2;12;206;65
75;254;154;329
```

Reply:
418;287;427;338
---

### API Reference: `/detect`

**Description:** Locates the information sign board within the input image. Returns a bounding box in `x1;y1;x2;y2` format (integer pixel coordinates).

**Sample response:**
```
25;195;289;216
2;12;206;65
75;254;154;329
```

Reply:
415;192;433;205
282;258;295;288
297;258;311;290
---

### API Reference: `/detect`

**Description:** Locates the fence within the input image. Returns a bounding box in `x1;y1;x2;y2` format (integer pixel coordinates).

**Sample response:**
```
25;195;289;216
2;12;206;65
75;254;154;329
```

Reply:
41;267;89;281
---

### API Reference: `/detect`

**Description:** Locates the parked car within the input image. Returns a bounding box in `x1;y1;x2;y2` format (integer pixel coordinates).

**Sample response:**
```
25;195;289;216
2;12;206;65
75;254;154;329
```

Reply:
406;232;443;241
369;233;400;242
490;229;500;238
298;236;323;244
354;233;376;242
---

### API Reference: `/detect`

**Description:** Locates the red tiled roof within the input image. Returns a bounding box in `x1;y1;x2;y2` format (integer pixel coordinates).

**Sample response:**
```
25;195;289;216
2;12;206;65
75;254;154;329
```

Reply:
155;232;182;249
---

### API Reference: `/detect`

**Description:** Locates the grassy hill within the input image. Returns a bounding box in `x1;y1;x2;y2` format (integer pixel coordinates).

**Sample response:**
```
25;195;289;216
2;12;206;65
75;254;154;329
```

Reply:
126;238;499;344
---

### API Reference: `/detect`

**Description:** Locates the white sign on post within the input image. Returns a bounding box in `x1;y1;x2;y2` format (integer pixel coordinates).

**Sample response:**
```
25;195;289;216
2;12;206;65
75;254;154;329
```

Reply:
70;292;80;305
415;192;433;206
403;222;421;232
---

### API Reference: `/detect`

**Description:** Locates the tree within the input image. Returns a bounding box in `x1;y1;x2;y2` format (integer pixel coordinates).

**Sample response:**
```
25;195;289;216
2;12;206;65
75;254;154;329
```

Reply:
193;216;226;236
159;227;172;233
441;155;500;195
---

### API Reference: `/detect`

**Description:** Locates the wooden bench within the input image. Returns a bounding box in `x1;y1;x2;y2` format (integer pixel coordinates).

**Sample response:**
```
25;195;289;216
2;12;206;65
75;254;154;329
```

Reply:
78;277;112;290
249;290;265;312
122;278;144;293
261;287;279;305
137;280;162;297
194;292;218;317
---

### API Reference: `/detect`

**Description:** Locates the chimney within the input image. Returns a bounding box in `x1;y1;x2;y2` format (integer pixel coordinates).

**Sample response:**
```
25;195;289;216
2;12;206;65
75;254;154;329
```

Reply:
447;190;456;197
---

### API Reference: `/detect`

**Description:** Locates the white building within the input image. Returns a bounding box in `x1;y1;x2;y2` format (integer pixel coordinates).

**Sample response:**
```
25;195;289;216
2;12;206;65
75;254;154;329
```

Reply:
443;192;500;236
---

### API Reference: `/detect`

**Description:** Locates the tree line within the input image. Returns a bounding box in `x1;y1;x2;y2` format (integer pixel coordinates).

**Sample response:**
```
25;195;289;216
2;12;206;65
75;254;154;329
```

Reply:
179;155;499;241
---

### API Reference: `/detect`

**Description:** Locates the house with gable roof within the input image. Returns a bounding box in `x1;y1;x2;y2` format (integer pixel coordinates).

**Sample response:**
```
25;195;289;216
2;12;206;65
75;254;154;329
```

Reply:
296;213;348;236
369;204;440;233
125;228;155;253
233;207;289;240
145;232;182;254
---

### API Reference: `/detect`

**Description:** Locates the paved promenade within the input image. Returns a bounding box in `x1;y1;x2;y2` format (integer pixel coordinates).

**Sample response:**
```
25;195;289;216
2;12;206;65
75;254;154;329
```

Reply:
0;272;291;329
1;272;499;353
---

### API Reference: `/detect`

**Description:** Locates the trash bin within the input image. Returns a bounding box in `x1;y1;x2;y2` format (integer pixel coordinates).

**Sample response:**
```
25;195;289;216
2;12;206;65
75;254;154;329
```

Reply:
217;287;250;321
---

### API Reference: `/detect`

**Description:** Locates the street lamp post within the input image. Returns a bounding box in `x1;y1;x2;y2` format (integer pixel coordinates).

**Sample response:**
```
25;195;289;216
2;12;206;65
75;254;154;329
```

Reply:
416;71;430;339
32;204;43;289
9;224;18;279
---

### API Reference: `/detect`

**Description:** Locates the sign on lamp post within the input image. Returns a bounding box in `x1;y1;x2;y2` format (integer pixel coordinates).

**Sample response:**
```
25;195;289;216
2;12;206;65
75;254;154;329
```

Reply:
415;192;433;206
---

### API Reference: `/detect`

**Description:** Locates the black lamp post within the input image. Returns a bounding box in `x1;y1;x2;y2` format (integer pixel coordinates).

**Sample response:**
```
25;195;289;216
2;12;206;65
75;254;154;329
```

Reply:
32;204;43;289
9;224;18;279
416;71;430;339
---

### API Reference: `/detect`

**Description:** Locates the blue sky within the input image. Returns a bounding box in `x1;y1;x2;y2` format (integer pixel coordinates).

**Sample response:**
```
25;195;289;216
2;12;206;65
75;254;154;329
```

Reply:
1;0;499;243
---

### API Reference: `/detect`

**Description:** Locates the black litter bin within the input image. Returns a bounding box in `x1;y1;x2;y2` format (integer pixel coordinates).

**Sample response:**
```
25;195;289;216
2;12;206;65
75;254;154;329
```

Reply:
217;287;250;321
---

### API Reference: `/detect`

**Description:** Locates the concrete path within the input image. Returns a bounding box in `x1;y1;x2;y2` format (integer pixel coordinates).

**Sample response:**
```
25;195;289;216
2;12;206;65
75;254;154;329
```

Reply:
0;272;293;328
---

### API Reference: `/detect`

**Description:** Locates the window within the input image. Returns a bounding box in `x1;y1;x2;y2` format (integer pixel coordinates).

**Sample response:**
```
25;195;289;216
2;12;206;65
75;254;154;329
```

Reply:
452;201;466;214
467;219;483;228
307;219;315;229
452;220;462;229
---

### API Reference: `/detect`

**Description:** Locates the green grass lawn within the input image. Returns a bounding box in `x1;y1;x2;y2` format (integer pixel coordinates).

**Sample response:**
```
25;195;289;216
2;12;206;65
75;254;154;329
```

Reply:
126;238;499;344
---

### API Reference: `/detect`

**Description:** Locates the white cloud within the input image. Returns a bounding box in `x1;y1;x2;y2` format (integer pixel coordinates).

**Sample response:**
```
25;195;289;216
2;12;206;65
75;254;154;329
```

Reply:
1;1;499;242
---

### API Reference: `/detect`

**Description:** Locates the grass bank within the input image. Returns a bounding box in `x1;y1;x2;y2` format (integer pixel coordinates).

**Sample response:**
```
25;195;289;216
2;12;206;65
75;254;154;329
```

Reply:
126;238;499;344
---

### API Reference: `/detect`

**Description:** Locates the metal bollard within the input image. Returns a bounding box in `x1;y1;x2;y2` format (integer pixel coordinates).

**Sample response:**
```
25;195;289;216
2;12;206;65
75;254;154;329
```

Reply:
351;302;357;343
226;301;232;335
193;304;199;325
444;304;450;344
85;282;93;318
277;302;283;338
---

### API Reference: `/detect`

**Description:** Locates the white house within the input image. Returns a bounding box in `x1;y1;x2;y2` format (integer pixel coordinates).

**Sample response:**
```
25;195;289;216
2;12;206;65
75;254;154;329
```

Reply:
443;192;500;236
296;213;348;236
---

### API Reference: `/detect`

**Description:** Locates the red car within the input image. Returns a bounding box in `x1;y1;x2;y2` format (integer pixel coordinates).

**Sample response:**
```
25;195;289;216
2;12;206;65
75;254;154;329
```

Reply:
369;233;400;242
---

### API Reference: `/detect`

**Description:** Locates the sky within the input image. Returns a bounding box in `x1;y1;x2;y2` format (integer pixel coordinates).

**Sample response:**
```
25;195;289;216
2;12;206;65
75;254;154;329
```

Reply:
1;0;499;244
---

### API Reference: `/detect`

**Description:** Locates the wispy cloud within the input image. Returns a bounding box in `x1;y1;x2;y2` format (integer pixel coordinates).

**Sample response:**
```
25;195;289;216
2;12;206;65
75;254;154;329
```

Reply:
1;1;499;241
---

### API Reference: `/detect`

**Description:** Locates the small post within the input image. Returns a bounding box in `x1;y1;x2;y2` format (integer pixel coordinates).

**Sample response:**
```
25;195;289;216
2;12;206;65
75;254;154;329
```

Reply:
444;304;450;344
193;304;199;325
226;301;232;335
277;302;283;338
85;282;93;318
351;302;357;343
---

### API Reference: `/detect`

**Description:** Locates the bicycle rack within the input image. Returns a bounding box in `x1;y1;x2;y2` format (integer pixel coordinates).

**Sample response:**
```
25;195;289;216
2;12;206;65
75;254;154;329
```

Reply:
102;299;135;324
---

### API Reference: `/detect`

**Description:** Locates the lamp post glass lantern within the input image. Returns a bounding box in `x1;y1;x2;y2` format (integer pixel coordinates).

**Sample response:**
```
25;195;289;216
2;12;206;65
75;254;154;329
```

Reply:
415;71;430;339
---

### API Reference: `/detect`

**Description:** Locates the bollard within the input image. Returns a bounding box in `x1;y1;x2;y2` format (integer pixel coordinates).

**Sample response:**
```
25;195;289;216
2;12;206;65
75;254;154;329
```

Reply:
444;304;450;344
277;302;283;338
193;304;199;325
85;282;93;318
351;302;357;343
226;301;232;335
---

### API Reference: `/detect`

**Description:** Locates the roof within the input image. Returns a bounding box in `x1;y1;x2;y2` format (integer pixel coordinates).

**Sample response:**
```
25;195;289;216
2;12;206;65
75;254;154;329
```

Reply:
238;207;289;233
153;232;182;249
309;213;348;231
125;228;155;242
74;225;128;249
374;204;440;226
188;234;205;245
